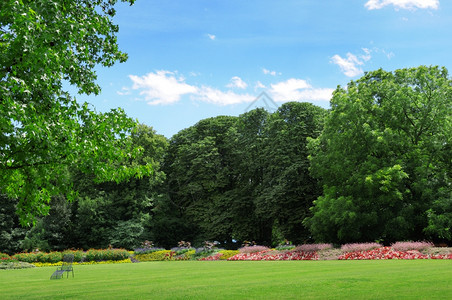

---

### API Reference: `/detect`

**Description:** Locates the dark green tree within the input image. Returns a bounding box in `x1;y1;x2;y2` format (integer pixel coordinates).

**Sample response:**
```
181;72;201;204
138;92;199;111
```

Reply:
69;124;168;250
258;102;326;244
0;0;148;225
0;195;26;254
306;66;452;244
226;108;273;245
161;116;238;246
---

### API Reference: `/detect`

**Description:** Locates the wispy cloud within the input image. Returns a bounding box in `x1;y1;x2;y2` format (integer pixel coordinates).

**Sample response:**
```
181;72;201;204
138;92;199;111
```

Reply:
207;33;216;40
226;76;248;89
269;78;333;102
365;0;439;10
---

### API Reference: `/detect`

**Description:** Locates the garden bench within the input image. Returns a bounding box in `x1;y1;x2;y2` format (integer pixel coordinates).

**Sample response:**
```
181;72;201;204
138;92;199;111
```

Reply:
50;254;74;279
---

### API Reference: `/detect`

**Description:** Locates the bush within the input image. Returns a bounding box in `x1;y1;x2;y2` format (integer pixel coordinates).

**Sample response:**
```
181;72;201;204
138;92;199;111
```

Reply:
43;252;63;263
13;252;38;263
62;250;85;262
85;249;130;262
391;241;433;251
0;253;16;263
134;250;172;262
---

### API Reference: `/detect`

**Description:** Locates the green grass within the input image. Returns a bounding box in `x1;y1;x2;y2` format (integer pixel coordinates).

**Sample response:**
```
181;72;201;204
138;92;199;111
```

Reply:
1;260;452;299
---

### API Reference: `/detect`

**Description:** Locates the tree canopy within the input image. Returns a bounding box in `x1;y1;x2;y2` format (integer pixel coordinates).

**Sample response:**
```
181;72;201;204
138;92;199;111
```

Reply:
0;0;148;225
306;66;451;244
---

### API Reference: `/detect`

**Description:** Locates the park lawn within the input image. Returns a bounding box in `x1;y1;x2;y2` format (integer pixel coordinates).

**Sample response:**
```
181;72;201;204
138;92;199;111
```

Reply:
1;260;451;299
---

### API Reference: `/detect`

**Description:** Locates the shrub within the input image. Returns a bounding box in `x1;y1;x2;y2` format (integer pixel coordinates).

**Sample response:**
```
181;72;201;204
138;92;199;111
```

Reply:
13;252;38;263
391;241;433;252
0;253;16;263
295;244;333;252
43;252;63;263
134;250;172;262
85;249;130;262
62;250;85;262
341;243;382;252
238;245;269;254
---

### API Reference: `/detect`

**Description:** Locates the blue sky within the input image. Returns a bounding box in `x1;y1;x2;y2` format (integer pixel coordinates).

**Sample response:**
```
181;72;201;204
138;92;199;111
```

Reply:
77;0;451;138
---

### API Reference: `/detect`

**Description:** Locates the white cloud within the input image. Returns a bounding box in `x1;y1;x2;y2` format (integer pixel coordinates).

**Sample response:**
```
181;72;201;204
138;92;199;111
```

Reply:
207;33;216;40
331;53;365;77
365;0;439;10
129;71;198;105
126;71;333;106
269;78;333;102
194;86;255;105
226;76;248;89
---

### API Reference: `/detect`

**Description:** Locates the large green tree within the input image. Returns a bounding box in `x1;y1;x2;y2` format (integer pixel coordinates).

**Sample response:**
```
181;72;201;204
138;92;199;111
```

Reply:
258;102;326;244
160;116;238;247
0;0;149;225
306;66;451;244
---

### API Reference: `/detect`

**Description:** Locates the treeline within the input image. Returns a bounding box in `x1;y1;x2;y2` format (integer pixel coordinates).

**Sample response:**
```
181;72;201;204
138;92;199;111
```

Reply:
1;66;451;253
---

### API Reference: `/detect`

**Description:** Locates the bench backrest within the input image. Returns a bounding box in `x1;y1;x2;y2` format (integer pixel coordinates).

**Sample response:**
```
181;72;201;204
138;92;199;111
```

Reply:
61;254;74;271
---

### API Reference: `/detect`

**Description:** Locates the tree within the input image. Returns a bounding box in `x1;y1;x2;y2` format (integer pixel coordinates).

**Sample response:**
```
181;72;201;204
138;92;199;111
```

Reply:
0;0;148;225
226;108;273;244
69;124;168;250
161;116;238;246
258;102;326;244
305;66;451;244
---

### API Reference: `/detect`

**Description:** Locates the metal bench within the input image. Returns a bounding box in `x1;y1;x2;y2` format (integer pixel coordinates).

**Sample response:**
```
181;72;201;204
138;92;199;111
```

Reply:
50;254;74;279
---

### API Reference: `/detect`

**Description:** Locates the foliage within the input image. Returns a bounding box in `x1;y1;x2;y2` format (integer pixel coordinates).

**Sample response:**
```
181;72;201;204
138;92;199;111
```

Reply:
108;220;144;250
134;250;172;262
84;249;130;262
0;0;149;225
306;66;452;244
62;250;85;263
0;195;27;254
12;251;62;263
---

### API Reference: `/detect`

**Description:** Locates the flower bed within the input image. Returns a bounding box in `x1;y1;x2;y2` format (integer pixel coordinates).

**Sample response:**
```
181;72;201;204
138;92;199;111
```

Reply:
338;247;452;260
228;250;318;261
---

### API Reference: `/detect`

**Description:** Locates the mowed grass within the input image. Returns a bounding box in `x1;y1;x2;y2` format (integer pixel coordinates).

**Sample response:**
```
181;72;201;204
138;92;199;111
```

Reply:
1;260;452;299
